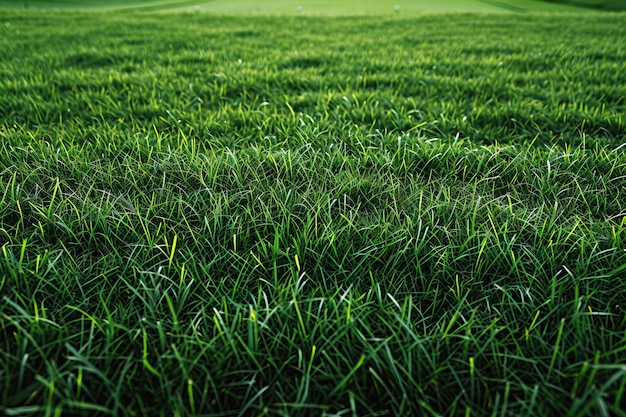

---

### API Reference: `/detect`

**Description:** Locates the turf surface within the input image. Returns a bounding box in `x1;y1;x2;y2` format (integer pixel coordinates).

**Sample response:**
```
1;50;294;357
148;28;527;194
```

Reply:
0;0;594;13
1;5;625;417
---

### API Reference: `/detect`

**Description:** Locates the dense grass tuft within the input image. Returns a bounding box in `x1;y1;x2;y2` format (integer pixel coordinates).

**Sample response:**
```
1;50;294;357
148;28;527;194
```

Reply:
1;8;626;417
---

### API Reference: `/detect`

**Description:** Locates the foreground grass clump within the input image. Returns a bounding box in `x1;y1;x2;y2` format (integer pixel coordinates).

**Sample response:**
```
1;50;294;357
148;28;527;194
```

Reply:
1;9;626;416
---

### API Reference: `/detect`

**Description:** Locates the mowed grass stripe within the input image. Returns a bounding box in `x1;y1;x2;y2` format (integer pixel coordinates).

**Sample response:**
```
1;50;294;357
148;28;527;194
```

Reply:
1;9;626;417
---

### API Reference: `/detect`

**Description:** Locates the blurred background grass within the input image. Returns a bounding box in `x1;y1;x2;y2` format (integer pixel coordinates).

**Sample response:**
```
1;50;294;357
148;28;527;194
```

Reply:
2;0;624;13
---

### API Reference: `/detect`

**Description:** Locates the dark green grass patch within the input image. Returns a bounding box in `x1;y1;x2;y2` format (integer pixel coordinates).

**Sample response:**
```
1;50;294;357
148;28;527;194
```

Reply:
1;9;626;417
541;0;626;11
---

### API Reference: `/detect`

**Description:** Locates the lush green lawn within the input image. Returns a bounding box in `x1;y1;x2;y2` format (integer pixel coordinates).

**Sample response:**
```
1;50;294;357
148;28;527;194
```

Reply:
0;0;594;13
167;0;588;14
1;6;625;417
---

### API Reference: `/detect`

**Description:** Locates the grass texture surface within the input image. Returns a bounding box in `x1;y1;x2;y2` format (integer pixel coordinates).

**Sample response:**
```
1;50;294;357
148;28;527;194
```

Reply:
0;0;596;13
1;8;626;417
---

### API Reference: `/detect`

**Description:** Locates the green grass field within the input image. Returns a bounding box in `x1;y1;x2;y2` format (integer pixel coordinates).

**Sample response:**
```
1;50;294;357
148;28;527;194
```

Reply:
1;2;626;416
0;0;609;13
